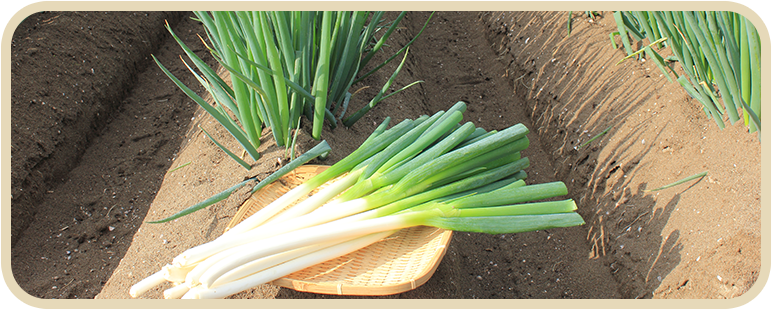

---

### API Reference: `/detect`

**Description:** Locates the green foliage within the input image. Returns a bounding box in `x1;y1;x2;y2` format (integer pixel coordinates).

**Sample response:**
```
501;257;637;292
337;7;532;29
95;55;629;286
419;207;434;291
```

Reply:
155;12;432;169
611;11;761;138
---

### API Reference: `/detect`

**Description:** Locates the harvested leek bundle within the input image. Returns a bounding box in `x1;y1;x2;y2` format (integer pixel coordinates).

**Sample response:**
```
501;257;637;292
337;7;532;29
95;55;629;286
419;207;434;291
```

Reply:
131;101;584;299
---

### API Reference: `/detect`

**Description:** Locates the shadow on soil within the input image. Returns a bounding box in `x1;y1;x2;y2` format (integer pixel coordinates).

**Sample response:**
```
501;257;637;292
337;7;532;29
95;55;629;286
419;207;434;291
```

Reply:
478;11;700;298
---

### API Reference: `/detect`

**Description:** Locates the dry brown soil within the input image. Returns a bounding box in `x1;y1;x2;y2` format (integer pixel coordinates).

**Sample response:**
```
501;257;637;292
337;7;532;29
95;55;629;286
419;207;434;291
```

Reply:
9;11;762;302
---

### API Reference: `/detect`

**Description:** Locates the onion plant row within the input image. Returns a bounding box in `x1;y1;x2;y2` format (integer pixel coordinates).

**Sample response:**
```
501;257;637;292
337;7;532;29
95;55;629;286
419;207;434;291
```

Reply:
612;11;761;137
130;101;585;299
155;11;431;169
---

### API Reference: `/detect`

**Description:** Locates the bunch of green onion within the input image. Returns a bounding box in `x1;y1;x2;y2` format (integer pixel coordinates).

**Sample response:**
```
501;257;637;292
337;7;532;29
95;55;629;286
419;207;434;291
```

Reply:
612;11;761;136
154;11;430;170
129;102;585;299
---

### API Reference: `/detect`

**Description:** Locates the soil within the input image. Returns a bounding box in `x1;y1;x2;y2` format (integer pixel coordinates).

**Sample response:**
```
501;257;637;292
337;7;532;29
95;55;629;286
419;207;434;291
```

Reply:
9;11;762;302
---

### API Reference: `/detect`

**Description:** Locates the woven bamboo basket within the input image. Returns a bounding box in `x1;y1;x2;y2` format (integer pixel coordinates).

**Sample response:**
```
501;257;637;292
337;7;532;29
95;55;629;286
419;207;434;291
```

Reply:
225;165;453;296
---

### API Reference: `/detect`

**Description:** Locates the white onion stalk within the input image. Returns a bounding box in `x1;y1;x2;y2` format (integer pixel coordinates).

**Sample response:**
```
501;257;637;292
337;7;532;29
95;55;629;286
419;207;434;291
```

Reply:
197;213;429;288
193;231;396;299
163;283;190;299
187;239;338;290
129;269;165;298
173;166;370;267
261;167;363;224
181;285;205;299
221;182;325;235
162;263;196;283
183;246;243;287
210;237;357;287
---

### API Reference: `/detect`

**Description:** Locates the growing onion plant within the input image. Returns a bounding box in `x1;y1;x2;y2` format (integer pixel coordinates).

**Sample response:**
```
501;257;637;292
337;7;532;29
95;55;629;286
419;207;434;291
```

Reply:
130;101;586;299
154;11;431;169
612;11;761;137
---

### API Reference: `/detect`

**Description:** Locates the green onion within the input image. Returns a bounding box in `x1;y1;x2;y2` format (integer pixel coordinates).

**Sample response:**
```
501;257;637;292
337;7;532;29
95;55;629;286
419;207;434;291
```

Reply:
612;11;761;137
130;103;584;299
156;12;428;169
223;118;416;236
311;11;334;140
198;125;252;170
